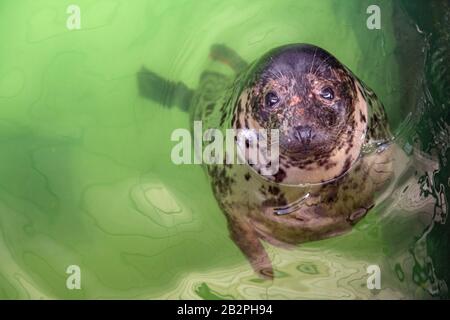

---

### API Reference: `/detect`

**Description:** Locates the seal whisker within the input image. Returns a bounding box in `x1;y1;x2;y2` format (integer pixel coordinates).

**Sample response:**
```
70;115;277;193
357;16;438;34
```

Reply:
313;54;332;76
310;47;318;74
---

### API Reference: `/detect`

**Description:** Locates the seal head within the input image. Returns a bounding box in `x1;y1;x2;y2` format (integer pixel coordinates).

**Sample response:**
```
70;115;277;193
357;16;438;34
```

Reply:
235;44;369;185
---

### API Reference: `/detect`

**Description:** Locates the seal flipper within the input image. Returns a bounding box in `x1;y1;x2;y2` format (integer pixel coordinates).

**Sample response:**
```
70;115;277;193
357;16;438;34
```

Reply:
209;44;248;74
227;216;274;279
137;66;194;111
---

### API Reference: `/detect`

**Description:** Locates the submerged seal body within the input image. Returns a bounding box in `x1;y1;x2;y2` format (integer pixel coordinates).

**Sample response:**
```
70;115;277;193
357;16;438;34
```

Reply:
139;43;395;278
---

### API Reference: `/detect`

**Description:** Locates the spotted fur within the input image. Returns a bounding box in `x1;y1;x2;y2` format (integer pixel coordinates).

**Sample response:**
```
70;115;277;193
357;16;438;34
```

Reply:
191;44;394;278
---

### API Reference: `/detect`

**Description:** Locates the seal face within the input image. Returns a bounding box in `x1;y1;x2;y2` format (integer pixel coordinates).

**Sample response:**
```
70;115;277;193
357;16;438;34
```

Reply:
234;44;369;185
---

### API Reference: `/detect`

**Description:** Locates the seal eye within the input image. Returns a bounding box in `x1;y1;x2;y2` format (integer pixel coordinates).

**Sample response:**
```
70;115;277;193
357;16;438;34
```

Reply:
320;87;334;100
265;91;279;108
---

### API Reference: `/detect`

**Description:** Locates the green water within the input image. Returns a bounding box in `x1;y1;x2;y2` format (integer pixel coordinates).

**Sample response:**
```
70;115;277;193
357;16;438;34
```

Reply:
0;0;448;299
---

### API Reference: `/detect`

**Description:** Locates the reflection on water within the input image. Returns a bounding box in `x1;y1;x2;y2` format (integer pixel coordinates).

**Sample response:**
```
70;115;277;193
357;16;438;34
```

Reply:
0;0;448;299
153;247;418;299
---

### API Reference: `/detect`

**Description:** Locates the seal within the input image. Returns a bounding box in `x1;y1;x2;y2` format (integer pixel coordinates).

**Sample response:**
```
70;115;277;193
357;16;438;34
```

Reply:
138;43;395;278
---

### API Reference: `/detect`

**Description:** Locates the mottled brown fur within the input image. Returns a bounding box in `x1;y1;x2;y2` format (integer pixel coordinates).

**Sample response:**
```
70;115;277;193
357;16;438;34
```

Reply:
192;44;394;278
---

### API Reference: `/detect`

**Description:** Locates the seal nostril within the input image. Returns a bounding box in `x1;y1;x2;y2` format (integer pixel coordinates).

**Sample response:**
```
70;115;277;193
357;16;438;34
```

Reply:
294;125;312;144
325;113;337;126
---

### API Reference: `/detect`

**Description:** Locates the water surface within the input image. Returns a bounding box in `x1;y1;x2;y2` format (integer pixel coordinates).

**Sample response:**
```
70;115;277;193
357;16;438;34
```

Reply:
0;0;448;299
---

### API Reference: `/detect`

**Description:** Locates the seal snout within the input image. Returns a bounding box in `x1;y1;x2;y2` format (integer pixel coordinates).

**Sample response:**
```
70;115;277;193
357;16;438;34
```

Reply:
280;124;324;155
294;125;313;145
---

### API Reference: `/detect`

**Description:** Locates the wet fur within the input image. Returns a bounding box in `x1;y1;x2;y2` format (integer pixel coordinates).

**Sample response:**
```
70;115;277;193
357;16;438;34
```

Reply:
138;43;395;279
193;44;394;278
